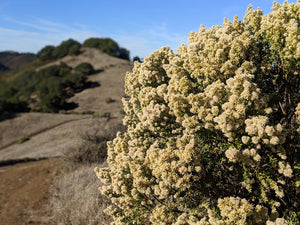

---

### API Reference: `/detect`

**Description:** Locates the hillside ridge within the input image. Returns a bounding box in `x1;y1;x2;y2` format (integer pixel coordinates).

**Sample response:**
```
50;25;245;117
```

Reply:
0;51;35;71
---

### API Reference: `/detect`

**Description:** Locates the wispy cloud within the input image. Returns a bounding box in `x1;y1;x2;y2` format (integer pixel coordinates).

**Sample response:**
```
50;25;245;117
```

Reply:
0;26;58;52
0;17;102;53
0;26;38;36
4;17;62;32
0;17;187;58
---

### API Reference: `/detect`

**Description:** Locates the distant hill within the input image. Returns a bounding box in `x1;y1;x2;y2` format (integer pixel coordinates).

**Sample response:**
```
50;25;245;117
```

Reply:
0;51;35;72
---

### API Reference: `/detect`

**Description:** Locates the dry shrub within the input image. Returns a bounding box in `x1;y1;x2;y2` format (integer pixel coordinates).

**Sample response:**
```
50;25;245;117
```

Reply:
47;121;124;224
48;163;113;225
64;122;125;169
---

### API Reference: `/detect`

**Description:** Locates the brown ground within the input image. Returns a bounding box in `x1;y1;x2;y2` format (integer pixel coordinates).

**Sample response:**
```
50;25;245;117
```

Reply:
0;158;62;225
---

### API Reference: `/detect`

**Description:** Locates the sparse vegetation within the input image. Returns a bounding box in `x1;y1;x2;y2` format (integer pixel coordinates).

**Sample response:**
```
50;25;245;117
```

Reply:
63;123;124;168
58;110;95;115
92;112;111;119
18;136;30;144
0;51;35;72
105;97;115;104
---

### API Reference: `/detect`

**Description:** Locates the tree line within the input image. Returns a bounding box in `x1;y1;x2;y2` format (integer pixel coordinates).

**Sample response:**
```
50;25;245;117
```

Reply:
36;38;131;62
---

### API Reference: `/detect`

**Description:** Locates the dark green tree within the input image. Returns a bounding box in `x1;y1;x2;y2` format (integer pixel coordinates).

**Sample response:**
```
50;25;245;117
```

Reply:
52;39;81;59
132;56;142;63
74;62;95;75
35;45;55;61
83;37;130;60
118;48;130;60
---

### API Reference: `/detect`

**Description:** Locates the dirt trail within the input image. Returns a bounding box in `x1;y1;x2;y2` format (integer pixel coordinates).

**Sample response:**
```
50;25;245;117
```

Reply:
0;158;62;225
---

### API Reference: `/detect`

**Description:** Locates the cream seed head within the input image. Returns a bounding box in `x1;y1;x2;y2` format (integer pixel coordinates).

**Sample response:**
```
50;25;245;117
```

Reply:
242;136;250;144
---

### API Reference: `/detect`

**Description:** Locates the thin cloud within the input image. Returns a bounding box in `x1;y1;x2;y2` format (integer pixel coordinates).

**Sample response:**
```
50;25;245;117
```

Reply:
0;26;38;36
4;16;69;33
32;17;67;29
0;26;59;52
0;17;102;53
0;17;187;58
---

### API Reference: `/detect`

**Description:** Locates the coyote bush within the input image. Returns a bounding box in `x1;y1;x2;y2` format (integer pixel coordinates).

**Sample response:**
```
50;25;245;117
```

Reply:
95;1;300;224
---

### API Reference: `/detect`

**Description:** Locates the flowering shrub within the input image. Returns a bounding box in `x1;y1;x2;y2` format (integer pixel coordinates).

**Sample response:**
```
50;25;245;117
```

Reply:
95;1;300;224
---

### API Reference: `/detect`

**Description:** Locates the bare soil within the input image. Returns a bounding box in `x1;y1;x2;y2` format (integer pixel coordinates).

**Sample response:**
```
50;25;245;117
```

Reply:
0;158;62;225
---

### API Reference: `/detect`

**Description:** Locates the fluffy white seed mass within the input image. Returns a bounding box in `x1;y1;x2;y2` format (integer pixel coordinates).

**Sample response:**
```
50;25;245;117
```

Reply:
95;1;299;224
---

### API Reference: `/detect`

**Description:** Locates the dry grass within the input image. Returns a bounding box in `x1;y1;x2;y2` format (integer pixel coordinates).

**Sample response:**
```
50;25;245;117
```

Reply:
46;122;124;225
63;122;124;169
0;112;88;149
47;164;113;225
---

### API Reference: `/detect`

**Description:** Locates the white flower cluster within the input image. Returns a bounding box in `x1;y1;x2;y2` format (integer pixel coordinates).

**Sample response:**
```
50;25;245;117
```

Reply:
173;197;279;225
278;161;293;178
95;1;299;224
266;218;289;225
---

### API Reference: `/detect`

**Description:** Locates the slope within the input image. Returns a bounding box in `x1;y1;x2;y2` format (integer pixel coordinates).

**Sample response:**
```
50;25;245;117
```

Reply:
0;47;132;161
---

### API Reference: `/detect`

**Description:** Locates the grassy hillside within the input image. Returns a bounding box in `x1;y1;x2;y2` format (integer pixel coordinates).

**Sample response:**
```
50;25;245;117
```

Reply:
0;37;134;114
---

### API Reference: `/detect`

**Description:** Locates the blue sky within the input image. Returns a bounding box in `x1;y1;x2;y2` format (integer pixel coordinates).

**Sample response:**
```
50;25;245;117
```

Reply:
0;0;296;59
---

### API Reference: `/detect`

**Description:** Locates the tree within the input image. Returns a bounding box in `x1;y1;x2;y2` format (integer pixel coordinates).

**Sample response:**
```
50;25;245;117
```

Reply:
52;39;81;59
74;62;95;75
118;47;130;60
83;38;119;55
95;1;300;224
133;56;142;63
83;37;130;60
35;45;55;61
